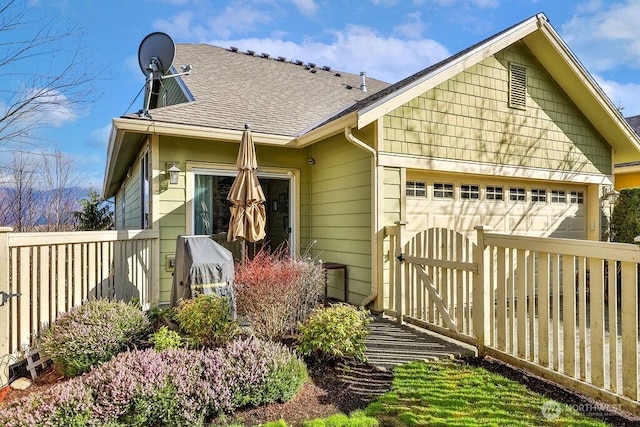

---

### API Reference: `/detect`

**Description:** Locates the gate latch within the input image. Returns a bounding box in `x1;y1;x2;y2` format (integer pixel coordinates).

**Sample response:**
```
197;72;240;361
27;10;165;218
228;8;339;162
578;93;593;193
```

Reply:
0;291;21;307
397;253;406;263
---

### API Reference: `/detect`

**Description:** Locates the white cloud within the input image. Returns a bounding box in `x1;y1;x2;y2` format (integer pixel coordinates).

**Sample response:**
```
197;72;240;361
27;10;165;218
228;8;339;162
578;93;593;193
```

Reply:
561;1;640;72
87;124;112;149
209;24;450;83
593;74;640;117
154;5;272;40
24;88;77;127
393;12;427;39
290;0;318;16
412;0;497;7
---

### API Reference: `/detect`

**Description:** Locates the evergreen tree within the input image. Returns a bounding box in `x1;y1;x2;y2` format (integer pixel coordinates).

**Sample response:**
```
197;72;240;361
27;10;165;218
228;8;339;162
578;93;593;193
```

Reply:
74;190;114;231
610;188;640;243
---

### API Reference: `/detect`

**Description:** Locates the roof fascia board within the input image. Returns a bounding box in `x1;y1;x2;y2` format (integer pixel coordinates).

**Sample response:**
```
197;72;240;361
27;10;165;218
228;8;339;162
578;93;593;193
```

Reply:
379;152;613;185
102;122;122;198
296;112;358;147
356;15;543;129
111;117;296;146
614;163;640;174
532;21;640;161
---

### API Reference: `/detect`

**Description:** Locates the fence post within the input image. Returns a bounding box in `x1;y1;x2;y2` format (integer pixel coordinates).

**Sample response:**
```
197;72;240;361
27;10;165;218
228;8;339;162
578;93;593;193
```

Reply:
394;221;408;325
0;227;13;378
474;225;491;352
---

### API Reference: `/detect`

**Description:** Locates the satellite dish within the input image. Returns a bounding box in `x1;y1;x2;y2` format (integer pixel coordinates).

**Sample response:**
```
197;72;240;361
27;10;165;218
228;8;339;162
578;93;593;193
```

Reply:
138;32;175;80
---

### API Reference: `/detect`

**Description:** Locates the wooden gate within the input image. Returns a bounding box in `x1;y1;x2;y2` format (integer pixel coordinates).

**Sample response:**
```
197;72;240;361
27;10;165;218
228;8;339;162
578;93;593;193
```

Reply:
385;222;478;346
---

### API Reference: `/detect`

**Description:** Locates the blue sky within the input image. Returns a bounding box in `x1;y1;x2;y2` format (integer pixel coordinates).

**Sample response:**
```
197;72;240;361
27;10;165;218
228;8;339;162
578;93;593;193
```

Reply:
5;0;640;191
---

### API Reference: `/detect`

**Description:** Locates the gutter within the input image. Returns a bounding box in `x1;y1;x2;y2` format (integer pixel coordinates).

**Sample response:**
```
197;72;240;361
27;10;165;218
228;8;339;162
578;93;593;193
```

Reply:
344;126;379;308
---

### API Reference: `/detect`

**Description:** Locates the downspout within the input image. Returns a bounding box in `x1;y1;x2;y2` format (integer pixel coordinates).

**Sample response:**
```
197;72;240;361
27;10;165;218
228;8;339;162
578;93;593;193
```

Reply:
344;126;379;308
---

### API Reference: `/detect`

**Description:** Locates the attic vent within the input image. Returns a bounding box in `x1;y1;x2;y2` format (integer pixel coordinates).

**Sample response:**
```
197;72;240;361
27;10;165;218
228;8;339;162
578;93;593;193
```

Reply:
230;46;239;52
346;84;353;90
310;69;317;73
334;72;341;77
322;65;331;71
246;50;255;56
509;63;527;110
295;59;304;65
261;52;270;58
277;56;287;62
308;62;316;68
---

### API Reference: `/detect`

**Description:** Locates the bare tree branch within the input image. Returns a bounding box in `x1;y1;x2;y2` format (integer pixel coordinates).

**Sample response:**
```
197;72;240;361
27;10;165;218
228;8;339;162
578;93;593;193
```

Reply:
0;0;95;148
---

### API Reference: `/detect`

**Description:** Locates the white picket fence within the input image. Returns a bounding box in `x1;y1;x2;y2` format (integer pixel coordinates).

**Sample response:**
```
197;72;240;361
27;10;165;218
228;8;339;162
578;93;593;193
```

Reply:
384;222;640;415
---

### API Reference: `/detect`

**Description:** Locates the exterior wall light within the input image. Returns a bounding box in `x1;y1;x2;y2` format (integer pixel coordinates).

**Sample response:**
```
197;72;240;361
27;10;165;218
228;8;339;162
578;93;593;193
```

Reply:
168;162;181;185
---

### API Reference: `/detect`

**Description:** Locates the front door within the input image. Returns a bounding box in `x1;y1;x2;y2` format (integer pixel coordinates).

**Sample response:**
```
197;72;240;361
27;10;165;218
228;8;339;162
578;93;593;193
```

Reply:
193;171;292;261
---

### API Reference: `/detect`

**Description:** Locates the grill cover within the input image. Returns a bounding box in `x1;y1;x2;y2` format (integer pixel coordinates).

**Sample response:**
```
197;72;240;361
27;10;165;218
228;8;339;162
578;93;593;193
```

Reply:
170;235;236;319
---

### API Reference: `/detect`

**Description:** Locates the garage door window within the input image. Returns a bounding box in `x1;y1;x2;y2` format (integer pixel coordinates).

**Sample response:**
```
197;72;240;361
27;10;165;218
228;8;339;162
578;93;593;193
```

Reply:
570;191;584;204
486;186;504;201
434;183;454;199
407;181;427;197
509;187;526;202
461;185;479;200
531;189;546;202
551;190;566;204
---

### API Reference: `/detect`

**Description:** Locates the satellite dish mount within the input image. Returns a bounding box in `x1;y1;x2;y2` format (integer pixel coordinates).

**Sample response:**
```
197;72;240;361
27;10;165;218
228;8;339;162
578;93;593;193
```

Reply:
137;32;192;118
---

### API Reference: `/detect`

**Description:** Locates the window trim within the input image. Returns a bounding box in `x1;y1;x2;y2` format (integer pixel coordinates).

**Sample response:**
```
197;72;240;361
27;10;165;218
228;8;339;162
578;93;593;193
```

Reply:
509;187;526;203
551;189;567;204
186;162;299;254
433;183;454;199
460;184;480;200
406;180;427;198
486;186;504;201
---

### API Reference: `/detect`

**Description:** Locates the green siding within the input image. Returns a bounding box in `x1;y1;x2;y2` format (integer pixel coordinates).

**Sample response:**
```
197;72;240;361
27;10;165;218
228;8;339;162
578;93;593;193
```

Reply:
156;136;311;303
157;78;189;107
383;43;612;175
122;160;142;230
382;167;401;310
310;133;372;305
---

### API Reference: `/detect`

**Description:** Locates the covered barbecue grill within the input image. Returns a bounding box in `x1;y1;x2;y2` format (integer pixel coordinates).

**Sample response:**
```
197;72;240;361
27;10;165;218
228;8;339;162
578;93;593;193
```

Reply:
170;235;236;319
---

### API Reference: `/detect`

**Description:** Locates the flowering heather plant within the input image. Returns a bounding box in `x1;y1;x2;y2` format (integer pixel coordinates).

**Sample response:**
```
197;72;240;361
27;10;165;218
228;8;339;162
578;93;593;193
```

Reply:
41;299;150;377
234;245;324;340
0;376;92;427
259;339;308;403
0;338;306;426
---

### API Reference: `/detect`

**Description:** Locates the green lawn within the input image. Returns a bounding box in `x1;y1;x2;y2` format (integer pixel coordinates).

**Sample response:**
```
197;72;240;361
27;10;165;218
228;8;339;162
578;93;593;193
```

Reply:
361;360;609;426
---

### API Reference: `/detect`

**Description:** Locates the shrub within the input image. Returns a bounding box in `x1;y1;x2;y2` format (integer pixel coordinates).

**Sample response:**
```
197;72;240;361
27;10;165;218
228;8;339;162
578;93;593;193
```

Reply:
223;337;307;408
149;326;183;351
174;294;239;348
0;377;93;427
0;339;307;426
41;299;150;377
234;245;324;340
145;305;176;332
297;303;371;362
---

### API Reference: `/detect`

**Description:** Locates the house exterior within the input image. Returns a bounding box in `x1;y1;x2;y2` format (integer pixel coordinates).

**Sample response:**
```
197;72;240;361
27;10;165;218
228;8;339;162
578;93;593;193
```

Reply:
614;114;640;189
103;13;640;311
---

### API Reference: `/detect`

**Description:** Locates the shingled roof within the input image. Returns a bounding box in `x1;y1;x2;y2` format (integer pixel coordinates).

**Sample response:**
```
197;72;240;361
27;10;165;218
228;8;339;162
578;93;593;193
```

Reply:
626;114;640;136
137;44;389;137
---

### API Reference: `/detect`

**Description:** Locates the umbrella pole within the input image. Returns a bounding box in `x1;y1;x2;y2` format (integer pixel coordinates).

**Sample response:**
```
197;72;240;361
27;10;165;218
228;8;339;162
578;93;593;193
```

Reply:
241;240;246;265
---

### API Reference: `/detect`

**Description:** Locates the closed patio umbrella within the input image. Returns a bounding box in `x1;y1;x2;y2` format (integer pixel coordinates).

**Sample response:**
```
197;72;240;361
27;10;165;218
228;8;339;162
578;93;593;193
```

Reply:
227;124;266;246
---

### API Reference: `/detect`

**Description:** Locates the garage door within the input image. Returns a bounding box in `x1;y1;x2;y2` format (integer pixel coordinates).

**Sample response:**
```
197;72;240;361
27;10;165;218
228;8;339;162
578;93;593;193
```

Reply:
405;173;587;240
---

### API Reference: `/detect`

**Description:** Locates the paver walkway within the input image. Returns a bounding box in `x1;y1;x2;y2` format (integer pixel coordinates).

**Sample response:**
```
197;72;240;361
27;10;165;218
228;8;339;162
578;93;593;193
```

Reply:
365;314;476;370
